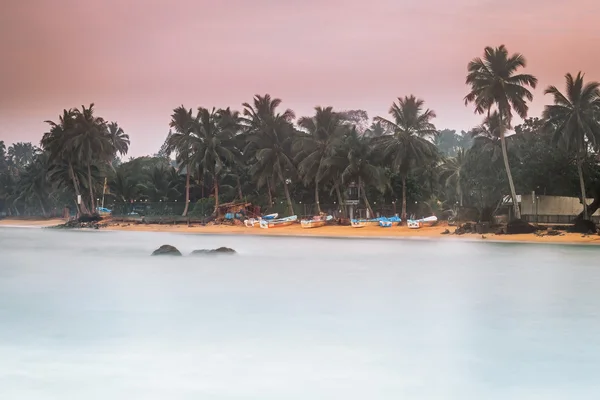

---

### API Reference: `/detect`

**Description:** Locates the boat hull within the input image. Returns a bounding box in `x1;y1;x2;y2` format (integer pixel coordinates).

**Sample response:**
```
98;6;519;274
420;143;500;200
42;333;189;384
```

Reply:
301;220;326;229
259;215;298;229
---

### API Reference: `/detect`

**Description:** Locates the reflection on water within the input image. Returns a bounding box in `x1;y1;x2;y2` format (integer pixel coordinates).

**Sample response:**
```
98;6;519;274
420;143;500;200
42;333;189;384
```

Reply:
1;227;600;399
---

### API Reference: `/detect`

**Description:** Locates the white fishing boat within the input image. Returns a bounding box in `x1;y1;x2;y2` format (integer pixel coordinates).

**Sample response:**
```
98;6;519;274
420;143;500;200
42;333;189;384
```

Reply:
259;215;298;229
300;215;333;229
407;220;422;229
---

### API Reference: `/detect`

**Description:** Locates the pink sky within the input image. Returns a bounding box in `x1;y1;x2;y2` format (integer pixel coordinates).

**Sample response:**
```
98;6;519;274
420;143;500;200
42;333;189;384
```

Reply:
1;0;599;156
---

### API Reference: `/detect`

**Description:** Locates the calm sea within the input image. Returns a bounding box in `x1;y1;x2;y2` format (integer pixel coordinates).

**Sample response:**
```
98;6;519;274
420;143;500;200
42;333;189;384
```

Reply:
1;227;599;399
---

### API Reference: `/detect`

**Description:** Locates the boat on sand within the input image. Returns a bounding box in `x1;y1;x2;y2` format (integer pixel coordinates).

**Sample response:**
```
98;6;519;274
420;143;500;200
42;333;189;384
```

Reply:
300;215;333;229
259;215;298;229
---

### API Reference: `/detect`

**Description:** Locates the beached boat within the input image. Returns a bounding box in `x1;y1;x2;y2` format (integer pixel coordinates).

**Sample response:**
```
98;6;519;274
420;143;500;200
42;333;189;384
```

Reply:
419;215;438;226
351;220;367;228
351;218;380;227
378;216;401;227
244;213;280;227
259;215;298;229
407;219;422;229
300;215;333;229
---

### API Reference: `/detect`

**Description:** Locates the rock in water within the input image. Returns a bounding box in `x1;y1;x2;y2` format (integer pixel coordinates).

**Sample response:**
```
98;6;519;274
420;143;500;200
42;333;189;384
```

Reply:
190;247;236;256
152;245;182;256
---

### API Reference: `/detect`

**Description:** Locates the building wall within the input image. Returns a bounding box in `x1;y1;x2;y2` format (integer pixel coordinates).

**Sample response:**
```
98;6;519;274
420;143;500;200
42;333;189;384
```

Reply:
520;194;600;216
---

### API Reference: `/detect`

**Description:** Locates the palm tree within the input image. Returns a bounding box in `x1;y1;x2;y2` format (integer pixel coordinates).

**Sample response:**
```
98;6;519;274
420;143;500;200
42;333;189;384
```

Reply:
295;106;346;213
440;148;468;206
107;122;130;159
542;72;600;220
14;151;50;216
42;109;89;215
325;128;387;217
464;45;538;219
70;104;111;212
241;94;296;216
374;95;439;221
7;142;37;170
190;107;240;212
469;111;507;163
167;106;197;216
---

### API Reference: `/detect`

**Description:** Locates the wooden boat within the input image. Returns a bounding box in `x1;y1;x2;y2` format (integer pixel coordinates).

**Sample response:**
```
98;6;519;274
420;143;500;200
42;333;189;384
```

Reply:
259;215;297;229
244;213;280;227
351;220;367;228
300;215;333;229
419;215;438;226
351;219;380;227
379;216;401;227
407;219;422;229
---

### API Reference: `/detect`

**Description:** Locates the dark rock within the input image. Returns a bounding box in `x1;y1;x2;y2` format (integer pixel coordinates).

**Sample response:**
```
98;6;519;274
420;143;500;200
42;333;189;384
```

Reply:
506;219;537;234
190;247;236;256
152;245;182;256
454;222;475;235
440;229;450;235
569;219;597;234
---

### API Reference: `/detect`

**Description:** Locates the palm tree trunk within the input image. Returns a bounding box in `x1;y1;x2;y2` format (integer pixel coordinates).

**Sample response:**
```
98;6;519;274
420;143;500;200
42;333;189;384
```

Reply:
213;175;220;213
359;179;374;218
87;163;96;212
500;129;520;219
68;162;82;215
282;180;294;216
267;178;273;207
38;198;47;217
334;183;346;217
314;180;321;214
236;175;243;200
577;154;588;220
182;168;190;216
401;175;407;223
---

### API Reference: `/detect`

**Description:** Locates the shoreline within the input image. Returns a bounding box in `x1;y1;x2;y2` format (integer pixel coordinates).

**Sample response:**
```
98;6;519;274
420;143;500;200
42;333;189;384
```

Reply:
2;218;600;246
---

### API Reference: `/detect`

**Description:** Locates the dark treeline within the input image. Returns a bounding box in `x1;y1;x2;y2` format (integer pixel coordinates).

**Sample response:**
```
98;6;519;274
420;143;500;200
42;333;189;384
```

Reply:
1;45;600;221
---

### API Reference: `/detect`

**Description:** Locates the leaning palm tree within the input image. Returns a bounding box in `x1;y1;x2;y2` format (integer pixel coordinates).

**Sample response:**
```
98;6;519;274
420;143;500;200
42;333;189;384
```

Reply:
294;106;347;213
374;95;439;222
167;106;197;216
42;109;89;215
542;72;600;220
464;45;538;219
241;94;297;216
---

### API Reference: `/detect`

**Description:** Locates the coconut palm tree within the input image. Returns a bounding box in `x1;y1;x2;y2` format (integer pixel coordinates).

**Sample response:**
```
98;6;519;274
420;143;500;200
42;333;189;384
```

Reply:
325;128;387;217
70;104;111;212
190;107;241;211
542;72;600;220
7;142;37;170
107;122;130;159
42;109;89;215
374;95;439;221
469;111;508;163
167;106;197;216
241;94;296;215
464;45;538;219
294;106;347;213
440;148;468;206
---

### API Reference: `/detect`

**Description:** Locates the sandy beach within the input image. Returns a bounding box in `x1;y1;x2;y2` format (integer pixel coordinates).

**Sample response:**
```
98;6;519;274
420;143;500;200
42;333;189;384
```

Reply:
3;218;599;245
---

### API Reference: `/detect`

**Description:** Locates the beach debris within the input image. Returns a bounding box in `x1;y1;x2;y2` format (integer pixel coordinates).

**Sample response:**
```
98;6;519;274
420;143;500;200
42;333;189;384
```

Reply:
569;219;597;234
440;229;450;235
505;219;537;234
190;247;236;256
151;245;182;256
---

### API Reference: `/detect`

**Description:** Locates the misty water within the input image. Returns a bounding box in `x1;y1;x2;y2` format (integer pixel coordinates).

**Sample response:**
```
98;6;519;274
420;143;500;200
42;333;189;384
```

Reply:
1;227;600;399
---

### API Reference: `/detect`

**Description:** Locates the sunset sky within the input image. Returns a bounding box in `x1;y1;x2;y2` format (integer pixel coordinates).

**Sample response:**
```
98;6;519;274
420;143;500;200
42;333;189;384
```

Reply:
1;0;599;156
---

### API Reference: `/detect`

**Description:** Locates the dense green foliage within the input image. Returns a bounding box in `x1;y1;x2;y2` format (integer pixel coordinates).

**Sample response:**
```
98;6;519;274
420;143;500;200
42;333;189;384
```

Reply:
2;46;600;221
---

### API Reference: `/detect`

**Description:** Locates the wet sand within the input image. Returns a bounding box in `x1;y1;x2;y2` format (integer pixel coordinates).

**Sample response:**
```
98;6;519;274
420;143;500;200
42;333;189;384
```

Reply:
2;218;599;245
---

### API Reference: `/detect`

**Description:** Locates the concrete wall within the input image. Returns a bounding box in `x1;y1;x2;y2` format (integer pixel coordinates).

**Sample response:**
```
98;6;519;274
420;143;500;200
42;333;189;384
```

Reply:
520;194;600;216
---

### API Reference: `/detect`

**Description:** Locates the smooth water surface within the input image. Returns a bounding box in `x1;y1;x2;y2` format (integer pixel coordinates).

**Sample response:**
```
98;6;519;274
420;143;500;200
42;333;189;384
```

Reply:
1;227;600;399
